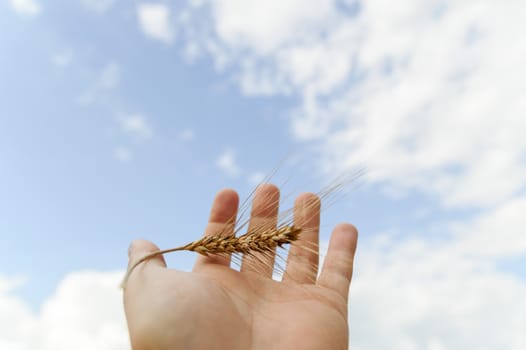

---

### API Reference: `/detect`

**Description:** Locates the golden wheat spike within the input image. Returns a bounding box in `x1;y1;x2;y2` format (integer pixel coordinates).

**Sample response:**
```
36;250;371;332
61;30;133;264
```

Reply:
121;225;302;288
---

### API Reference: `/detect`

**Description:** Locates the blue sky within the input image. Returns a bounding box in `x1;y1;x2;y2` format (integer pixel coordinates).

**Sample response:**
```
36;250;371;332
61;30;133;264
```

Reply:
1;1;526;349
0;0;354;306
1;3;288;302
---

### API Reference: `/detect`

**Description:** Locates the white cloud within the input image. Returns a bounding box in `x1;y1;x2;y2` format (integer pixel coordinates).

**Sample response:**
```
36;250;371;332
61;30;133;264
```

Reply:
247;171;265;186
449;195;526;258
0;276;25;293
216;148;241;177
137;3;175;44
9;0;41;16
350;197;526;349
209;0;337;54
113;146;132;162
179;0;526;210
98;62;120;90
178;128;195;142
78;62;120;105
118;114;153;140
51;51;72;67
81;0;117;13
350;234;526;350
0;271;129;350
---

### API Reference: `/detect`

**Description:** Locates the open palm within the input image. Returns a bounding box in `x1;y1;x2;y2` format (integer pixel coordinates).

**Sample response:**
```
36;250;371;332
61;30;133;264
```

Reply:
124;184;358;350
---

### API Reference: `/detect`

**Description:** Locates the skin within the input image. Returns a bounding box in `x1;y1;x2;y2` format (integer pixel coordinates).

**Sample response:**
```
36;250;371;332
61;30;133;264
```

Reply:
123;184;358;350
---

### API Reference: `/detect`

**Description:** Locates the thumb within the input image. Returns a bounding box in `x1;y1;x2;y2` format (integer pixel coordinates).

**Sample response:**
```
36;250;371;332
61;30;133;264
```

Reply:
122;239;167;290
127;239;167;270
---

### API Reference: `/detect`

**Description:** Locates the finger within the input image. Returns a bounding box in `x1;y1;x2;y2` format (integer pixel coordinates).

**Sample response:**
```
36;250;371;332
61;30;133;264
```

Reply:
123;239;167;289
241;183;280;277
283;192;320;284
317;223;358;299
123;240;167;331
194;188;239;269
128;239;167;270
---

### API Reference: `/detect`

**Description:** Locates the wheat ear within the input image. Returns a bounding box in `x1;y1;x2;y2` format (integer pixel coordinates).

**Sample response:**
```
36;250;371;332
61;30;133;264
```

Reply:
121;225;302;288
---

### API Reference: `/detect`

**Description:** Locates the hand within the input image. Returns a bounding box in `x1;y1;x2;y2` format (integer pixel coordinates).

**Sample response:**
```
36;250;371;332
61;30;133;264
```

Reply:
123;184;358;350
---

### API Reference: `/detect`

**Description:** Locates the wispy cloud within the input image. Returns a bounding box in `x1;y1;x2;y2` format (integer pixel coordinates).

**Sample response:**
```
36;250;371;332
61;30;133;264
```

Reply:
81;0;117;13
118;114;153;141
113;146;132;163
78;62;120;105
9;0;41;16
178;128;195;142
247;171;265;186
216;148;241;177
51;51;73;67
181;0;526;209
137;3;175;44
97;62;120;89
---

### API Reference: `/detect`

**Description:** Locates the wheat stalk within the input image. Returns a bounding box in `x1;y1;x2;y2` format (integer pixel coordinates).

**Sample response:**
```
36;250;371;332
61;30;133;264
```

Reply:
121;225;302;287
